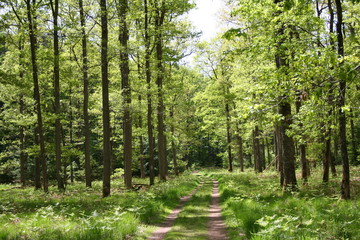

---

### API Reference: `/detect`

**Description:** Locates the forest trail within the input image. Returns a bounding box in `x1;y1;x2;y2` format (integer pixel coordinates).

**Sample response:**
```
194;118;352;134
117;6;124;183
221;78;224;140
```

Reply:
148;180;205;240
207;180;229;240
148;178;228;240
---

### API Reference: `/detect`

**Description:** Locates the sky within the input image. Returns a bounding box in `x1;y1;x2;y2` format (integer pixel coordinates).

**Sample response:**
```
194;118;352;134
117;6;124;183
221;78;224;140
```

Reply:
187;0;225;41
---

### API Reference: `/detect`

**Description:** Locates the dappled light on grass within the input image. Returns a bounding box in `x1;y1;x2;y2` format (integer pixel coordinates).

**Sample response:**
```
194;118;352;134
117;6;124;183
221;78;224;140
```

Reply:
163;179;212;240
0;173;198;239
208;167;360;239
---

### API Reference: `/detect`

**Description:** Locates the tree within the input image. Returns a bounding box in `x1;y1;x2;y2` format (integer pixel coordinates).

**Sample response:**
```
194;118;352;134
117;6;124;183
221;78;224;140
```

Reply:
100;0;111;197
26;0;48;192
274;0;297;191
335;0;350;200
154;0;167;181
118;0;132;189
50;0;65;190
79;0;92;188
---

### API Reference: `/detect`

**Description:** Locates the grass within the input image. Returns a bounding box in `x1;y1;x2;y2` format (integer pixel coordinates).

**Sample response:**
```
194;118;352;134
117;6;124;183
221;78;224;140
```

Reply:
164;178;213;240
0;172;200;240
207;166;360;240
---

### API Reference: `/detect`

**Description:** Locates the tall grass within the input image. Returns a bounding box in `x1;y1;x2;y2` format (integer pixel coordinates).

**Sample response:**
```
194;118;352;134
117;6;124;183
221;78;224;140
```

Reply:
209;167;360;240
0;172;199;240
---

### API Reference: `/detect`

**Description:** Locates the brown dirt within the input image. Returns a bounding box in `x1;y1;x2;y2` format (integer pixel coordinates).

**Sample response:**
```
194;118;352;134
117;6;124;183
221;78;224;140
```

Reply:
207;180;229;240
148;181;204;240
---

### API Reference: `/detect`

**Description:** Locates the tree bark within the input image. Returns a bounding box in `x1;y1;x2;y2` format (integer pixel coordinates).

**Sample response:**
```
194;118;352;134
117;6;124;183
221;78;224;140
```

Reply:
279;101;297;190
144;0;155;185
139;96;146;179
155;2;167;181
79;0;92;188
26;0;48;192
350;109;358;164
119;0;133;189
100;0;111;197
50;0;65;191
19;95;26;186
335;0;350;200
237;135;244;172
170;107;178;176
274;0;297;190
295;93;308;183
225;103;233;172
19;40;26;187
253;126;262;172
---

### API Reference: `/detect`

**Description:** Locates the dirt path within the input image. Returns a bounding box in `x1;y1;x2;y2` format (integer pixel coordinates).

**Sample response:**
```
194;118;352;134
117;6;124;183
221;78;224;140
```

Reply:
148;181;204;240
207;179;228;240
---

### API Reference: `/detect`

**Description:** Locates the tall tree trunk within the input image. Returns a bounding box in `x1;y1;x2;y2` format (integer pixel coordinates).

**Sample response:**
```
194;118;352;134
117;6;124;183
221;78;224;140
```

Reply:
119;0;132;189
155;2;166;181
253;126;262;172
279;102;297;190
50;0;65;191
275;125;284;187
266;138;271;166
237;135;244;172
100;0;111;197
335;0;350;200
79;0;92;188
295;93;308;183
170;107;178;176
350;109;358;164
34;127;41;189
274;0;297;190
225;103;233;172
19;40;26;187
139;96;146;179
19;95;26;186
26;0;48;192
144;0;155;185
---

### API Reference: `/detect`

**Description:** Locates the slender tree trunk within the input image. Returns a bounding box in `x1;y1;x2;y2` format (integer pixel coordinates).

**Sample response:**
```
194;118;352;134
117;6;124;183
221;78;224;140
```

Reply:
19;40;26;187
26;0;48;192
100;0;111;197
350;110;358;164
237;135;244;172
253;126;262;172
261;139;266;170
275;125;284;187
19;95;26;186
295;93;308;183
335;0;350;200
225;103;233;172
144;0;155;185
50;0;65;191
119;0;132;189
79;0;92;188
155;3;166;181
266;138;271;166
170;107;178;176
138;96;146;179
33;127;41;189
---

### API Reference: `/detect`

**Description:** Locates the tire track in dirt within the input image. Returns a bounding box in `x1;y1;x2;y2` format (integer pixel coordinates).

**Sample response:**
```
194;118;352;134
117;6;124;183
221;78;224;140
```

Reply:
207;179;228;240
148;181;204;240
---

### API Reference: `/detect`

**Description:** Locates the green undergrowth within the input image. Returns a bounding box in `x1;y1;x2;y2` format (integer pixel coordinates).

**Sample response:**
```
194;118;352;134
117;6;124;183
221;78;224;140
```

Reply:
0;172;199;240
206;167;360;240
164;178;212;240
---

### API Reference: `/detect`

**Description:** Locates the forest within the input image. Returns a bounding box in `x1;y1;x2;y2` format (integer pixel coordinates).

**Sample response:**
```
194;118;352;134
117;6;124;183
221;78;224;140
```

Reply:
0;0;359;239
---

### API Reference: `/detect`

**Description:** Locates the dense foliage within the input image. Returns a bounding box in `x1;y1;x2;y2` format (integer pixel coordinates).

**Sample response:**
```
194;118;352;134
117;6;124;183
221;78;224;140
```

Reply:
0;0;359;210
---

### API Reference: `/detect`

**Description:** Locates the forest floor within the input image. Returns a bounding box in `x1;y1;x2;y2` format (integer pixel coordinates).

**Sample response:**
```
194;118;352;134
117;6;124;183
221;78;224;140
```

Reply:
148;175;229;240
0;167;359;239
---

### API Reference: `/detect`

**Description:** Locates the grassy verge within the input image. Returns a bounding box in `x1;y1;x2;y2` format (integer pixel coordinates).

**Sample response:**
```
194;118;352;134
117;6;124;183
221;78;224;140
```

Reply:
164;178;213;240
208;167;360;240
0;172;200;240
